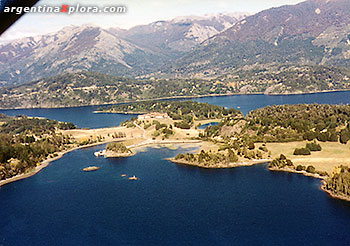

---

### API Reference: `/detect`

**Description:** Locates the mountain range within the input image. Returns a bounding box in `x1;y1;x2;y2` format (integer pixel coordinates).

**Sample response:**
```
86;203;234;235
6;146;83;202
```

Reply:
169;0;350;77
0;13;248;85
1;0;350;101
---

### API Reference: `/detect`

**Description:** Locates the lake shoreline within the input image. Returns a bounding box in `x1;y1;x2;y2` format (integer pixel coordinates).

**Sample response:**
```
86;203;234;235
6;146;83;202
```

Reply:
268;166;350;202
168;158;270;169
0;140;116;188
2;89;350;110
267;166;325;179
169;157;350;203
0;139;202;188
321;182;350;202
2;134;350;203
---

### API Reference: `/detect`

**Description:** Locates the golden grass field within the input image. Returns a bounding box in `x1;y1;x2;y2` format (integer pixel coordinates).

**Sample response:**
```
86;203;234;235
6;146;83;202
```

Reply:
264;141;350;173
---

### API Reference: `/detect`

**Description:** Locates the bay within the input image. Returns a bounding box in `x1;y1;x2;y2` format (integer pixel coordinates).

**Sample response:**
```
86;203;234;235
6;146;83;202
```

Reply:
0;145;349;245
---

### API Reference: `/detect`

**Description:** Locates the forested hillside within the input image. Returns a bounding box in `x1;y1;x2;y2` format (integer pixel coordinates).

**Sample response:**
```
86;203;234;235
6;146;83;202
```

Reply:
0;115;76;180
203;104;350;144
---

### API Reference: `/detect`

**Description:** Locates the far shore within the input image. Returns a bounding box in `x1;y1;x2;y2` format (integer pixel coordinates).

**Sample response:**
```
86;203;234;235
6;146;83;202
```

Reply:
1;89;350;110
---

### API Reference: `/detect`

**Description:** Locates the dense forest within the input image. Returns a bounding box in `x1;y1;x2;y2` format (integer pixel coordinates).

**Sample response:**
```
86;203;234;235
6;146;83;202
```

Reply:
245;104;350;143
0;115;76;180
202;104;350;144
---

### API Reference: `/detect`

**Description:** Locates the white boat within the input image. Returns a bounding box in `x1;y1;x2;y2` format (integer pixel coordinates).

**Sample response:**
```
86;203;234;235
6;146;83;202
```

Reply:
128;176;139;180
94;150;106;157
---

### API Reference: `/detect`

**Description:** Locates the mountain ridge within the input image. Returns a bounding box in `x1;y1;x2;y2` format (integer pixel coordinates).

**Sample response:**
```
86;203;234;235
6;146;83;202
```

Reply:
167;0;350;77
0;13;248;85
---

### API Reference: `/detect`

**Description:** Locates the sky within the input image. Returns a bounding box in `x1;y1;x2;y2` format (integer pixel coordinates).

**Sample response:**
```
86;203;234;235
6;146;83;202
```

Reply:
0;0;305;43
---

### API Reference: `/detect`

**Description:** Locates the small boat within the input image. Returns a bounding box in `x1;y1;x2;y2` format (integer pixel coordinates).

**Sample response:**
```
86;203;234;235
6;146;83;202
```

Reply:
121;174;127;177
128;176;139;180
94;150;105;157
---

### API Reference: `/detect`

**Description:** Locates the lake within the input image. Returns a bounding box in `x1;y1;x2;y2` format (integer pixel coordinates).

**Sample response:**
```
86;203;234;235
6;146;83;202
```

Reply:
1;91;350;245
0;144;350;245
1;91;350;128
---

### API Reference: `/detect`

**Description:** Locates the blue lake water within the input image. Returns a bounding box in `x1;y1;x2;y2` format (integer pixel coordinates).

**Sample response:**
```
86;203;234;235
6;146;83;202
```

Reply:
1;91;350;245
0;144;350;245
192;91;350;115
0;105;137;129
199;122;218;129
1;91;350;128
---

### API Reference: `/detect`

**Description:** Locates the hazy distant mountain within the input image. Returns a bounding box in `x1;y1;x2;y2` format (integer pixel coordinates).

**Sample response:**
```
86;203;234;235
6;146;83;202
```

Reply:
169;0;350;77
111;13;249;56
0;13;248;85
2;0;350;86
0;25;165;85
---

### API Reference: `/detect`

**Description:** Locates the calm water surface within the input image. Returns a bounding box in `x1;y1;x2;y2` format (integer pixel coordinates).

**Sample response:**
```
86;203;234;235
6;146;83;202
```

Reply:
0;145;350;245
193;91;350;115
1;92;350;245
0;105;137;129
1;91;350;128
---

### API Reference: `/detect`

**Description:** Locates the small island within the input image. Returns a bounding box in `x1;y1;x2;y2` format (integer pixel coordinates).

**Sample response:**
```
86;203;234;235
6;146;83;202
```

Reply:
83;166;100;172
104;142;134;158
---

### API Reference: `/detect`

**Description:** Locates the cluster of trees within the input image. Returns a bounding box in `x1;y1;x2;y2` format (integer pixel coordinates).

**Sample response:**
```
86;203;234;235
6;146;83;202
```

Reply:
268;154;293;168
236;148;264;160
293;141;322;155
295;165;316;174
325;166;350;198
111;132;126;139
0;116;75;180
175;149;239;167
106;142;131;154
268;154;328;176
151;121;174;139
174;120;191;129
1;116;76;135
293;148;311;155
306;141;322;151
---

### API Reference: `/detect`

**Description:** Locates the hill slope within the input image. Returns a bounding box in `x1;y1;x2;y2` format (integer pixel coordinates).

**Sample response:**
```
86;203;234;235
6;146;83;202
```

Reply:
169;0;350;76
